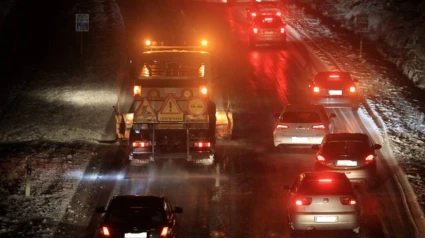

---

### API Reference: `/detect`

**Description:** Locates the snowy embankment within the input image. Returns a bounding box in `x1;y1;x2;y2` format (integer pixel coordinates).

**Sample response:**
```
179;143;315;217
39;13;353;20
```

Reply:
298;0;425;89
0;0;126;237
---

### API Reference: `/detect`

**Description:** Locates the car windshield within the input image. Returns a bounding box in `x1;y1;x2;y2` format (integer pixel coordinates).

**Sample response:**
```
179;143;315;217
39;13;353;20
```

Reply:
323;141;369;156
280;111;322;123
298;180;353;195
253;17;283;27
108;207;165;224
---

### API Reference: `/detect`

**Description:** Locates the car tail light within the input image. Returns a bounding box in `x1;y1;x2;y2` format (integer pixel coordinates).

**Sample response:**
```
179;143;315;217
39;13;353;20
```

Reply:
276;124;289;130
276;12;282;16
195;142;211;148
100;226;110;236
365;154;374;164
329;74;340;78
200;86;208;95
134;86;142;96
349;86;356;92
312;124;325;129
280;27;285;33
316;155;325;162
253;27;258;34
313;86;320;93
160;227;169;237
251;12;257;17
340;197;357;205
133;141;149;148
295;197;312;206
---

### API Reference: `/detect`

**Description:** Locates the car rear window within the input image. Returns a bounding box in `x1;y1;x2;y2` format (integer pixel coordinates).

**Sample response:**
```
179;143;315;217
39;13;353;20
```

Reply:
298;180;353;195
323;141;369;157
280;111;322;123
314;73;353;86
254;17;283;27
108;207;165;224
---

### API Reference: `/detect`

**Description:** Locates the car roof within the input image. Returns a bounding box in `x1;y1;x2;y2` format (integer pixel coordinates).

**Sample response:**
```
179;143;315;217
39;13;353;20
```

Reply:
109;195;164;209
313;71;353;83
283;104;326;112
301;171;350;181
324;133;369;142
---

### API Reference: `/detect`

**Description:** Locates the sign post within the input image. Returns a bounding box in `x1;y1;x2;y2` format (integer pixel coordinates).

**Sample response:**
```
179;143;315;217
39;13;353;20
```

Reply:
356;14;369;58
75;13;89;56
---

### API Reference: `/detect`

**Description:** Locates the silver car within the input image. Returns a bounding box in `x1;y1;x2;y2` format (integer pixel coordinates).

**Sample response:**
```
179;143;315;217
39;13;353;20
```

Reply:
273;104;335;150
285;172;361;235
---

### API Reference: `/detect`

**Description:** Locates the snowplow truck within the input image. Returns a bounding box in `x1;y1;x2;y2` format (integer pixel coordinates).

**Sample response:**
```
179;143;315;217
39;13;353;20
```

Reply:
117;41;233;166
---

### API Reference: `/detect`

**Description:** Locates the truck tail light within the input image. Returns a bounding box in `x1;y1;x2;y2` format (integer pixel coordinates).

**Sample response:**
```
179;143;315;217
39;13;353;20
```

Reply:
133;141;149;148
349;86;356;92
295;197;312;206
312;124;325;129
340;197;357;205
280;27;285;33
134;86;142;96
313;86;320;93
251;12;257;17
277;12;282;16
253;27;258;34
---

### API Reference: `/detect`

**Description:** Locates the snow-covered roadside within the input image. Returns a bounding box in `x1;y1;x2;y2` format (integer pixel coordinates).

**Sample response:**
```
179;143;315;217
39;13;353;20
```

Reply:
297;0;425;89
0;0;126;237
285;3;425;214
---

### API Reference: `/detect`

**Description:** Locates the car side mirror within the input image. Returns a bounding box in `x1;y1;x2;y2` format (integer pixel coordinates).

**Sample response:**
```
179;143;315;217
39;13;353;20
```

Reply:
329;113;336;118
374;144;382;150
95;207;106;213
173;206;183;214
312;145;320;150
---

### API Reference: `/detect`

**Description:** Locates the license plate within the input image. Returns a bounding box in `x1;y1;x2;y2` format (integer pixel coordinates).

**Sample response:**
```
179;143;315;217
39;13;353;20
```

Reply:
315;216;338;223
125;233;147;238
336;160;357;166
329;90;342;95
292;137;308;143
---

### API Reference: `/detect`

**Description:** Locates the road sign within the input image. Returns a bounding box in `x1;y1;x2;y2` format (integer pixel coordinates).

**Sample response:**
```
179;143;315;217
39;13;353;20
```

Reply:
76;14;89;32
187;98;207;116
356;14;369;32
158;94;184;121
134;99;156;122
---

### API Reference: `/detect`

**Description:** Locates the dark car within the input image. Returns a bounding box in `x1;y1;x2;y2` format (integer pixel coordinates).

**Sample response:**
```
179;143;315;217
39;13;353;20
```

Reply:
313;133;382;185
96;195;183;238
249;15;286;48
309;71;361;111
285;172;361;235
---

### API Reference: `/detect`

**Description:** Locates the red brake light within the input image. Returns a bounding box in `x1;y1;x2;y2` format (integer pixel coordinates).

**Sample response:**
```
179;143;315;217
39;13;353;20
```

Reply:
313;86;320;93
276;12;282;16
101;226;110;236
160;227;169;237
312;124;325;129
295;197;312;206
133;141;149;148
134;86;142;96
253;27;258;34
276;124;289;130
280;27;285;33
195;142;210;148
318;178;332;182
365;154;374;164
329;74;340;78
316;155;325;161
251;12;257;17
340;197;357;205
349;86;356;92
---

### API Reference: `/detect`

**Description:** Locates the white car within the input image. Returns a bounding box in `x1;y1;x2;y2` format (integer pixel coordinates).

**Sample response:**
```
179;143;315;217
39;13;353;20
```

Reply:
273;104;335;151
